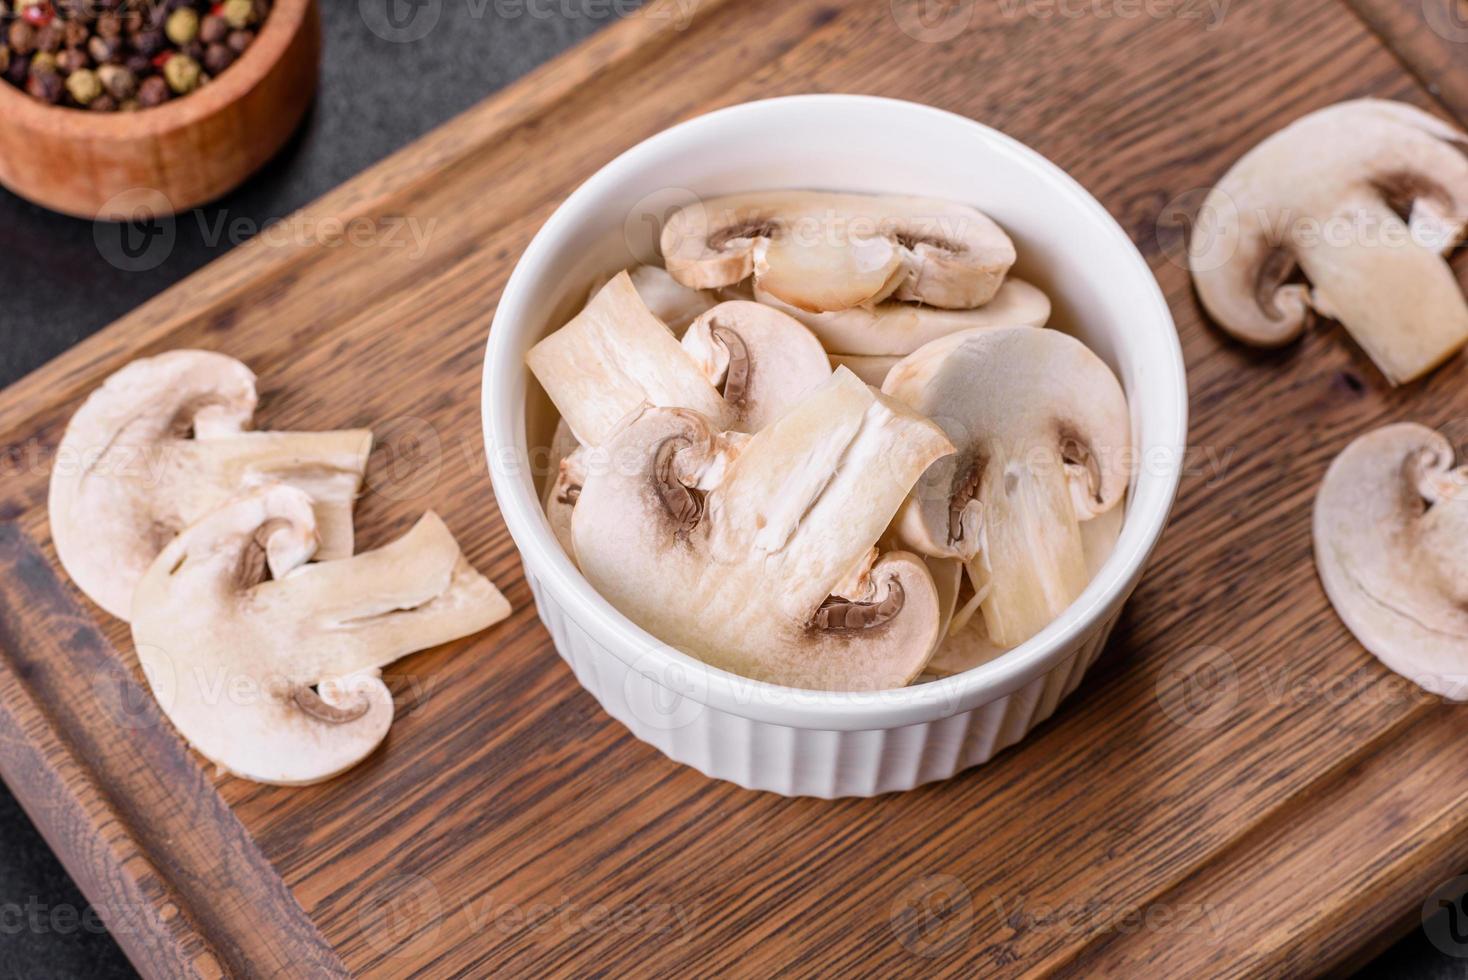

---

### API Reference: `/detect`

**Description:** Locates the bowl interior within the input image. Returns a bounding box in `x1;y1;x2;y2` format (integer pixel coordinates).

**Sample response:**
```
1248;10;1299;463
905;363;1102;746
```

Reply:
488;96;1186;725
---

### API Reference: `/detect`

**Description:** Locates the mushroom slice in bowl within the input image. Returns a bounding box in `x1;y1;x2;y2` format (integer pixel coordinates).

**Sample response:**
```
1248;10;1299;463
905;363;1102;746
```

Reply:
48;350;372;621
884;327;1130;649
1314;423;1468;699
588;265;723;336
527;270;733;447
756;276;1051;356
571;369;955;691
530;284;831;562
680;301;833;433
661;191;1016;312
923;504;1124;678
1191;99;1468;385
131;484;511;786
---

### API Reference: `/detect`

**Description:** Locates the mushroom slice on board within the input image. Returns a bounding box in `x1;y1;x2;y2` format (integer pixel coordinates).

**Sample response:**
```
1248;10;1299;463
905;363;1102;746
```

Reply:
680;301;833;433
571;369;955;691
884;327;1130;649
48;350;372;621
661;191;1016;312
756;277;1051;356
923;505;1124;678
131;485;511;785
588;265;722;336
527;270;732;447
1314;423;1468;699
1191;99;1468;385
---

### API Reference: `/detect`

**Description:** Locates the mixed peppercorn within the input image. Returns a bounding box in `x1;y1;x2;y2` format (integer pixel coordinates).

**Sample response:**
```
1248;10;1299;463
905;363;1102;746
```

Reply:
0;0;270;111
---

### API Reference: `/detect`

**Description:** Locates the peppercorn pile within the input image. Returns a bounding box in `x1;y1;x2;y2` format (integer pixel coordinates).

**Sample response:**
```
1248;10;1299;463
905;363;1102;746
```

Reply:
1;0;270;111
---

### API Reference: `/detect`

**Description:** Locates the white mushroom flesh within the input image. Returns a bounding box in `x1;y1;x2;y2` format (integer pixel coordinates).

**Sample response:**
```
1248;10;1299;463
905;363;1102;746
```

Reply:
1314;422;1468;699
661;191;1016;312
131;484;511;785
1191;99;1468;384
757;276;1051;356
48;350;372;621
884;327;1130;648
570;369;954;690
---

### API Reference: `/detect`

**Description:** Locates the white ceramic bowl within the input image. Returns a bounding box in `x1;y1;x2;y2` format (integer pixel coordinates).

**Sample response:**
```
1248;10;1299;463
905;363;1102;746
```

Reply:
484;95;1186;797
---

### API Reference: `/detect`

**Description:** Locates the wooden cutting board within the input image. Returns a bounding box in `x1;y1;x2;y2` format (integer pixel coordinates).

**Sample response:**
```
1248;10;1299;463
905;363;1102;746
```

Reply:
2;0;1466;975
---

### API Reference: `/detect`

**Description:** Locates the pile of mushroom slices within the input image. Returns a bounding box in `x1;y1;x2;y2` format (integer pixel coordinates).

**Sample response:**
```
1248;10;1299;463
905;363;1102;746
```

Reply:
1191;99;1468;698
529;190;1132;692
47;350;511;786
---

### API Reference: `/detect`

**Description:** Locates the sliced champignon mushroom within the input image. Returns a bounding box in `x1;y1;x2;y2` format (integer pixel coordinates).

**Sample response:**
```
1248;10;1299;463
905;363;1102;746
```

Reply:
1314;423;1468;699
588;265;722;336
48;350;372;621
756;276;1051;356
680;301;832;432
131;484;511;785
571;369;954;690
923;504;1123;678
1192;99;1468;385
528;271;732;447
544;440;587;563
661;191;1016;312
884;327;1129;649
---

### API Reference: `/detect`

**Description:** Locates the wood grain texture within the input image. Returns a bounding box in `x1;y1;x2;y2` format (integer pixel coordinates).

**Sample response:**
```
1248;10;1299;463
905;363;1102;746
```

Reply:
0;0;320;219
1;0;1467;975
0;526;346;979
1347;0;1468;121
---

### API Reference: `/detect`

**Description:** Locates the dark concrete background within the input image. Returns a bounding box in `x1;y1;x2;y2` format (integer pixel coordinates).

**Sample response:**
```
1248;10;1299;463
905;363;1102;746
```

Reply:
0;2;1462;976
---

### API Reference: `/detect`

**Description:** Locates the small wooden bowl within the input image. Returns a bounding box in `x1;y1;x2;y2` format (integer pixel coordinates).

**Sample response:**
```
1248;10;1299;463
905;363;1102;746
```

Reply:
0;0;320;220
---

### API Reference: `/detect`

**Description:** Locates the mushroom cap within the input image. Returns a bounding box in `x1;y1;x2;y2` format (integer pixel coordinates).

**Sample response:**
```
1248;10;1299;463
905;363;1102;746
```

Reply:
132;484;511;785
756;277;1051;356
1191;99;1468;384
527;270;732;447
1314;423;1468;699
679;301;832;433
661;191;1016;312
48;350;372;620
883;327;1130;647
571;369;954;690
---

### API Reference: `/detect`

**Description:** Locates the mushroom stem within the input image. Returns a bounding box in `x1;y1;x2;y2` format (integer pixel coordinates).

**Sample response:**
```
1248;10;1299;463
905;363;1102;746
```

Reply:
1294;196;1468;385
183;429;373;560
967;449;1088;648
